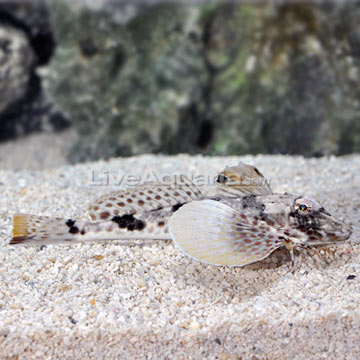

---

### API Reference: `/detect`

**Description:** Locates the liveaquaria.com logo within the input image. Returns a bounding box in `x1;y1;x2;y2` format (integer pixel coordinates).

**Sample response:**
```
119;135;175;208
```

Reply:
90;170;271;188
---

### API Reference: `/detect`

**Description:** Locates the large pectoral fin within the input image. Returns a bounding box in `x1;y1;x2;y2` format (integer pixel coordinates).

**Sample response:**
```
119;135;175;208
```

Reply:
169;200;283;266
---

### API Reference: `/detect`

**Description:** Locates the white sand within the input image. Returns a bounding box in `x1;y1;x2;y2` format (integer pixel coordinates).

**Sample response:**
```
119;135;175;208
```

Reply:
0;154;359;359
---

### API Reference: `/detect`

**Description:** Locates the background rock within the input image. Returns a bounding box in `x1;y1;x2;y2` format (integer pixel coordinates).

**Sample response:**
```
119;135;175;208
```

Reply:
0;2;69;141
1;2;360;161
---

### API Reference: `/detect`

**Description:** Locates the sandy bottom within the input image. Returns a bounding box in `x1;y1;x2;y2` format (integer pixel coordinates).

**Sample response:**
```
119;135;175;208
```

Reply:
0;154;360;359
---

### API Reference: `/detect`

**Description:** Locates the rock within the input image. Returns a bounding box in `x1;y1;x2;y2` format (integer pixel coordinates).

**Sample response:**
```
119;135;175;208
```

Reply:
0;2;69;142
43;2;360;162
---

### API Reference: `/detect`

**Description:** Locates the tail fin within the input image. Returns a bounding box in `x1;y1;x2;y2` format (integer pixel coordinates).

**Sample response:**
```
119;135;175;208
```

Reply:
11;214;78;246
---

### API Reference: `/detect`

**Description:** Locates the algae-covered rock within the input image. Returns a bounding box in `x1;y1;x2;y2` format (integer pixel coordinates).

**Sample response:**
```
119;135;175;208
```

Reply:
44;2;360;162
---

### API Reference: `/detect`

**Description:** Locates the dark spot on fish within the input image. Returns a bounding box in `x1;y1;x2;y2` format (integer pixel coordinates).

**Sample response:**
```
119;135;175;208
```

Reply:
216;174;227;184
68;316;77;325
100;211;110;219
105;203;112;207
157;221;165;227
127;199;133;203
131;194;136;198
69;226;79;234
254;167;262;176
80;229;86;235
66;219;75;228
242;195;264;211
138;200;145;206
290;207;323;232
155;195;161;200
347;275;356;280
112;215;146;231
172;203;184;212
214;338;221;345
118;202;125;207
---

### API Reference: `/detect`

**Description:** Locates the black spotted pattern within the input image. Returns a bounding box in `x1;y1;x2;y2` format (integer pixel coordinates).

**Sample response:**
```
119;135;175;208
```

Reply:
112;214;146;231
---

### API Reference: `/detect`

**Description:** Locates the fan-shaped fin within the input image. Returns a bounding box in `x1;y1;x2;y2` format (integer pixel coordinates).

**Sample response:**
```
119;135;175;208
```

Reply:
169;200;282;266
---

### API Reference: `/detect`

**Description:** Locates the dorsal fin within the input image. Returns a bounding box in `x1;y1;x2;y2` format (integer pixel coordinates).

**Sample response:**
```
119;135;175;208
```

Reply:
88;179;203;221
215;162;273;197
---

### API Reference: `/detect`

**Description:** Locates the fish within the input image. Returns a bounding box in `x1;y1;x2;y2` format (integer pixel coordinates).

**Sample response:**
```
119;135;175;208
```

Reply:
10;162;267;246
10;162;352;267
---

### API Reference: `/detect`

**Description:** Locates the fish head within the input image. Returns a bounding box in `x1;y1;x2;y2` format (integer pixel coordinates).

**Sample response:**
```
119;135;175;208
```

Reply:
215;162;273;197
288;195;353;245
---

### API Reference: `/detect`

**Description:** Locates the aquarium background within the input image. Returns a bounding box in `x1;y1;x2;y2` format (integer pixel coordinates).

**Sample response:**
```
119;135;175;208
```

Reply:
0;0;360;164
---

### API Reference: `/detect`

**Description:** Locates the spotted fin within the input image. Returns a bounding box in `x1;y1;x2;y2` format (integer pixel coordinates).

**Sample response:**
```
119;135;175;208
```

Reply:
216;162;273;197
169;200;283;266
10;214;83;246
88;180;203;221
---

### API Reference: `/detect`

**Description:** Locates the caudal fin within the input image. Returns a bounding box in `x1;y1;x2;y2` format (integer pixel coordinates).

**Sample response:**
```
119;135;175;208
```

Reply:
11;214;78;246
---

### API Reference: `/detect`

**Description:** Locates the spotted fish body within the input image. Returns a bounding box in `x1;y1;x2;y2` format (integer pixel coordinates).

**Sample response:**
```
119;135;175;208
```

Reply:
10;163;265;246
11;181;204;246
10;162;353;267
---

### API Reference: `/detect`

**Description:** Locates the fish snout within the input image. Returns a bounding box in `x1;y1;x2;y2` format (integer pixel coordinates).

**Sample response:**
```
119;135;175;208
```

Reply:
328;220;353;242
341;222;353;240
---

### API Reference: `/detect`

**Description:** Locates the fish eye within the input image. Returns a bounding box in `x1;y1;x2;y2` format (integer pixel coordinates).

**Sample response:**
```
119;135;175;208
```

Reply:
298;204;309;213
216;174;228;184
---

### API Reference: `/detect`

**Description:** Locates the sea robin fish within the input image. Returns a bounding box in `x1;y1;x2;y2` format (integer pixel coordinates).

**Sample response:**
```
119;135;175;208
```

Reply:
10;162;352;267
